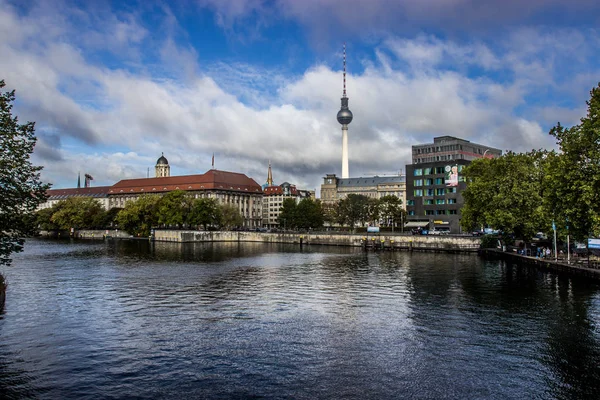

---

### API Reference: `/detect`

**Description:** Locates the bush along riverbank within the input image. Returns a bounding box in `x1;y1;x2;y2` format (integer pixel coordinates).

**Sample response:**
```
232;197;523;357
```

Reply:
0;273;6;311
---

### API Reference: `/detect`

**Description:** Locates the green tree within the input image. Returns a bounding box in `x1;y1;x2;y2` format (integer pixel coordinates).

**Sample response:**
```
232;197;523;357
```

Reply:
295;198;324;230
189;197;222;230
97;207;122;229
278;198;298;230
51;197;105;229
366;197;380;226
116;195;161;236
220;204;243;229
461;150;550;239
0;80;50;266
157;190;190;228
379;195;405;230
36;207;59;231
544;84;600;240
337;194;369;231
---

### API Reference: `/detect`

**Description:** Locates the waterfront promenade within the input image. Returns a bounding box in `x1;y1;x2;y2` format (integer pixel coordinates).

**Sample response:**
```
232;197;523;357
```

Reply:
481;248;600;281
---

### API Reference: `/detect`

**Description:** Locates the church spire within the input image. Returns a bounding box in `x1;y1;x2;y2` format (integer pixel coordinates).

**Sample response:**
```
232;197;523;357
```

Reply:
267;160;273;186
77;171;81;189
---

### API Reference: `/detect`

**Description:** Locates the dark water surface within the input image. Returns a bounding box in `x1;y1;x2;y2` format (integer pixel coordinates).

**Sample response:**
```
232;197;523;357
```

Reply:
1;239;600;399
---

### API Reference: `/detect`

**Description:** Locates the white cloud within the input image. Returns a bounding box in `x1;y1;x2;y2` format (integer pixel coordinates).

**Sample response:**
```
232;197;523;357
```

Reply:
2;0;598;195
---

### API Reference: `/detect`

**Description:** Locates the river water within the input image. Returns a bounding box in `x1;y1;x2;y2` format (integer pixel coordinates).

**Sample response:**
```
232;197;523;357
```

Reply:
1;239;600;399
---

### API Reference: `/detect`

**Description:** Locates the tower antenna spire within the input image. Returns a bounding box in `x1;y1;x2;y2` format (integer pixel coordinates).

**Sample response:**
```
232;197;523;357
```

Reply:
343;42;347;98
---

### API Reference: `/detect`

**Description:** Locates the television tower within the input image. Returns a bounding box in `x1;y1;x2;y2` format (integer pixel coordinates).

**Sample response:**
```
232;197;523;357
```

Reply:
337;43;353;179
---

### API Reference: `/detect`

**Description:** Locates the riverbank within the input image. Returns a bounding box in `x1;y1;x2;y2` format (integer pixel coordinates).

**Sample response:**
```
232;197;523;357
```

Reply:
481;248;600;281
66;229;481;252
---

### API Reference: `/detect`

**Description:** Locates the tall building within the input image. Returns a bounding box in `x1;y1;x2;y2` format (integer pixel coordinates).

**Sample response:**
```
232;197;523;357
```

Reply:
155;153;170;177
337;44;353;179
405;136;502;233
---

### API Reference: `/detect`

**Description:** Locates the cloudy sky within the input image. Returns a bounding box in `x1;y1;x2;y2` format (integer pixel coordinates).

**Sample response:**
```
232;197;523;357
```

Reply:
2;0;599;192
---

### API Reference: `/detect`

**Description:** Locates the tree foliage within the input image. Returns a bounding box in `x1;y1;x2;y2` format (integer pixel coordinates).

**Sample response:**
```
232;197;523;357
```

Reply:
278;198;298;230
116;195;161;236
219;204;243;229
544;84;600;240
50;197;105;229
277;198;324;230
461;151;549;239
189;198;222;230
461;83;600;241
379;195;406;229
157;190;191;228
337;194;370;230
0;80;50;265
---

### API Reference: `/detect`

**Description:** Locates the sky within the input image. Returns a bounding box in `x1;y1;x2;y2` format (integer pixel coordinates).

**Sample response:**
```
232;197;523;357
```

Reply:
2;0;600;193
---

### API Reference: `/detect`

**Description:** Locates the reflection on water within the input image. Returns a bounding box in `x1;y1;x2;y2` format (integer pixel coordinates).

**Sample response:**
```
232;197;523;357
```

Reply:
0;238;599;399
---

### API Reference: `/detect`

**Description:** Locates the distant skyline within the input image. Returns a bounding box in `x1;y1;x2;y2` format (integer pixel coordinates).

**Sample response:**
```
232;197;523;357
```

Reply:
2;0;599;192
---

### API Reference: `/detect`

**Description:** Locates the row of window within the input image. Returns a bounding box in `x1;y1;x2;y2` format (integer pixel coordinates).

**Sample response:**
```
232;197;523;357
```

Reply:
414;144;463;154
414;165;465;176
407;198;457;205
415;178;445;186
415;154;462;163
413;188;458;196
408;210;458;216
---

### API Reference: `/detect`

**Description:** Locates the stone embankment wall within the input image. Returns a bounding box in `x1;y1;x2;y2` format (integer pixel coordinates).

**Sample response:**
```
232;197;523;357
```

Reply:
154;230;480;252
53;229;479;252
39;230;131;239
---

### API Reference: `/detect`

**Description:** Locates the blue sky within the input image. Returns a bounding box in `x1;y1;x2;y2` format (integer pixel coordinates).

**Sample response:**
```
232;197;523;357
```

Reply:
2;0;600;192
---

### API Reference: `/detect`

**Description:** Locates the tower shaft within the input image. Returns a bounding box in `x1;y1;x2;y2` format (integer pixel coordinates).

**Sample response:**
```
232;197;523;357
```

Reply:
342;125;349;179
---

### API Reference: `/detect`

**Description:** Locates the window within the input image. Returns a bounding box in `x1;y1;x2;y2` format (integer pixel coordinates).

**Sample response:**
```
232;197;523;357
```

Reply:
407;200;415;206
447;198;457;204
424;167;432;175
436;188;445;196
447;187;457;194
448;210;457;215
414;169;423;176
436;210;446;215
414;179;423;186
435;177;444;185
425;199;434;205
425;178;433;185
436;167;445;174
409;211;415;216
414;189;423;196
436;199;446;205
426;210;435;215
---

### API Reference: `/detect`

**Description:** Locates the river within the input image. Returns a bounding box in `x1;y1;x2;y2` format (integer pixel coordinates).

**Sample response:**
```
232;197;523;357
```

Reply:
1;238;599;399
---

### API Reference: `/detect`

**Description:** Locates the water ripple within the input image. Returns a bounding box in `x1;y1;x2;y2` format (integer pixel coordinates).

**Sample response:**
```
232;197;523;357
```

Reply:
1;239;599;399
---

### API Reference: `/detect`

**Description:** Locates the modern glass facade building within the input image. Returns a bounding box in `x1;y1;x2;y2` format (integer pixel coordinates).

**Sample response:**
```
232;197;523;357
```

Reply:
405;136;502;233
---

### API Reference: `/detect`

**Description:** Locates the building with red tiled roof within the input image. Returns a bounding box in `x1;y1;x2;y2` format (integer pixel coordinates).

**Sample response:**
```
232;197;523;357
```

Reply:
39;165;265;228
108;169;264;228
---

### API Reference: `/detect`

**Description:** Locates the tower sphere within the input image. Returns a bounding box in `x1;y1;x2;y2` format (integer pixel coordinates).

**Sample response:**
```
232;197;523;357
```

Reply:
337;108;353;125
